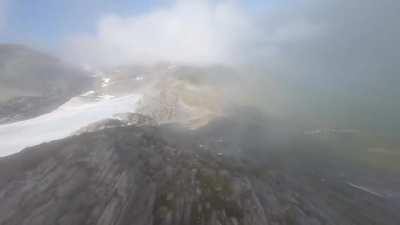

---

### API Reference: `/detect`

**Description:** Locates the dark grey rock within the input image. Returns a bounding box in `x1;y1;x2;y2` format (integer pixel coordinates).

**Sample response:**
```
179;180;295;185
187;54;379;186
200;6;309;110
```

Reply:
0;117;399;225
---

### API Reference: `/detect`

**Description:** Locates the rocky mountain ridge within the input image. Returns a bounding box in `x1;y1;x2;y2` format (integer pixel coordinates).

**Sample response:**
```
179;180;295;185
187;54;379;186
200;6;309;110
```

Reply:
0;113;399;225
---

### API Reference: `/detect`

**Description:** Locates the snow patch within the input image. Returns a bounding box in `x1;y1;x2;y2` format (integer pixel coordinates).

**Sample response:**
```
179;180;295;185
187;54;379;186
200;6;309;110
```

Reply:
81;90;96;97
100;94;115;100
0;94;142;156
347;182;385;198
101;78;111;87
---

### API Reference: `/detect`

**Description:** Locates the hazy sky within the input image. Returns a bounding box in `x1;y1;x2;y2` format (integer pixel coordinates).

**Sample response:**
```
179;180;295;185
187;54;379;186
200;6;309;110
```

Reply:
1;0;398;69
0;0;274;48
0;0;160;45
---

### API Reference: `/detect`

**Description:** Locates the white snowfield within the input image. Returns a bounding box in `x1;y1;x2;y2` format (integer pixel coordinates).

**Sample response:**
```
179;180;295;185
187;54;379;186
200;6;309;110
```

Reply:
0;94;142;157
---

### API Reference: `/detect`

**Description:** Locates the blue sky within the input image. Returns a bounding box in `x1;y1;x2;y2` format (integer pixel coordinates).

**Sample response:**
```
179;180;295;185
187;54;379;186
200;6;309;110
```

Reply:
0;0;279;50
1;0;164;48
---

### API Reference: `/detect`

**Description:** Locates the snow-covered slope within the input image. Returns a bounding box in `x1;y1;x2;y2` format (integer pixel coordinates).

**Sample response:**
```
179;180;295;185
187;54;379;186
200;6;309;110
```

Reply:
0;93;141;156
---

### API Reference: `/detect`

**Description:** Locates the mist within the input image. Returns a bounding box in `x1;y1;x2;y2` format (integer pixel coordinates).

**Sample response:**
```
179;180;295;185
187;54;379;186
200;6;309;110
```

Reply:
0;0;396;136
65;0;253;67
61;0;400;135
1;2;400;223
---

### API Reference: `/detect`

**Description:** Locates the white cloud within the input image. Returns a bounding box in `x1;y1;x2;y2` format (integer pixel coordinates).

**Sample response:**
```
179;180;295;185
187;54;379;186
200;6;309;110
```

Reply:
65;0;268;67
65;0;400;82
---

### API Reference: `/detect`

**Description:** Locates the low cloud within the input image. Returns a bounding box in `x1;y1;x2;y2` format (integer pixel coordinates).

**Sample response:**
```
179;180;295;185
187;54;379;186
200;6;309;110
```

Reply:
62;0;400;132
64;0;325;67
65;0;257;67
65;0;400;89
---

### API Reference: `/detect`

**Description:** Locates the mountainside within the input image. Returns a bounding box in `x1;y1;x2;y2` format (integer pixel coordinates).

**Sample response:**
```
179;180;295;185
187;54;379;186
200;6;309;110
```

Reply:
0;64;229;155
0;60;399;225
0;111;399;225
0;44;92;124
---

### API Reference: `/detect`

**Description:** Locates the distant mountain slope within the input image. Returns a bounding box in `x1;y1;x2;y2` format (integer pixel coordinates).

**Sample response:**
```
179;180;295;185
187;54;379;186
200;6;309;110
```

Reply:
0;44;92;123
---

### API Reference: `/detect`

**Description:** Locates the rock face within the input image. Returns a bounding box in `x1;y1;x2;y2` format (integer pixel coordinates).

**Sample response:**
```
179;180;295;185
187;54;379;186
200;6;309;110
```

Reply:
0;126;264;225
74;113;158;135
135;75;223;129
1;114;399;225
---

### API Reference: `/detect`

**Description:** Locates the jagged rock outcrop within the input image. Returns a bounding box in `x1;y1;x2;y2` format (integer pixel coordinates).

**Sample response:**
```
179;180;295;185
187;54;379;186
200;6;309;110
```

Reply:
0;126;267;225
74;113;158;135
136;75;223;129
